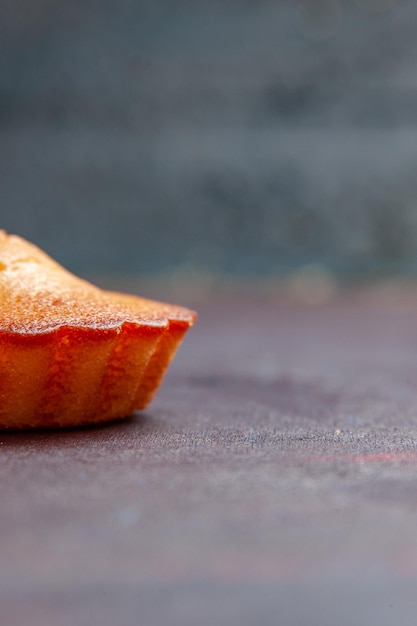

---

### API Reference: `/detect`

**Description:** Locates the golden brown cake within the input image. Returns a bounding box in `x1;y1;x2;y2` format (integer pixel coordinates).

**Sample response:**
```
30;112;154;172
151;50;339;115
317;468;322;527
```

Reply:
0;231;196;429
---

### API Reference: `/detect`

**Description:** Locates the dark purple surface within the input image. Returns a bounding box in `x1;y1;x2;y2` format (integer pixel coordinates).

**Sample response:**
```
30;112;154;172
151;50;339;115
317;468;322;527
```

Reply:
2;291;417;625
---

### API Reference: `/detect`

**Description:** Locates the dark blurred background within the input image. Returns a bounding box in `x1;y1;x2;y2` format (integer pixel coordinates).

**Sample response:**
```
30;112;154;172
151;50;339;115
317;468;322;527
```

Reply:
1;0;417;285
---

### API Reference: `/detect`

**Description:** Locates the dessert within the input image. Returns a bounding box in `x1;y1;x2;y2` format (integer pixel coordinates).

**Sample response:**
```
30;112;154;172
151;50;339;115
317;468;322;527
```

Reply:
0;231;196;429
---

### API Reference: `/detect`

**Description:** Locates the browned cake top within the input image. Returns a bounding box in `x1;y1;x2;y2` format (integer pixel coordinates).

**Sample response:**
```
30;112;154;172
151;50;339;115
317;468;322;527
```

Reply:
0;231;196;335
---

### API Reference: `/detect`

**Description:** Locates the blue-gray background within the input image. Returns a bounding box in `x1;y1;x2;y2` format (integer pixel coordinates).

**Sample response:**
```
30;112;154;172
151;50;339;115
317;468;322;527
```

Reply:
2;0;417;281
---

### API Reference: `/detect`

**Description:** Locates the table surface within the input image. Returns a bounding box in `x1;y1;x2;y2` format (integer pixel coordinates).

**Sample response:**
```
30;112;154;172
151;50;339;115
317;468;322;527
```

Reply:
2;288;417;625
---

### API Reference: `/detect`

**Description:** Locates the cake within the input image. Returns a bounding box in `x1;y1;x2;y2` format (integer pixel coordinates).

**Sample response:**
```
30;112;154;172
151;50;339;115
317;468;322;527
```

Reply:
0;231;196;429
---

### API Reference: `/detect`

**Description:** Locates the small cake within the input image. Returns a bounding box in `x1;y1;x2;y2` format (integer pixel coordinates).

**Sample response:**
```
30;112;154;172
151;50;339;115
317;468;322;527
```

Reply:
0;231;196;429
